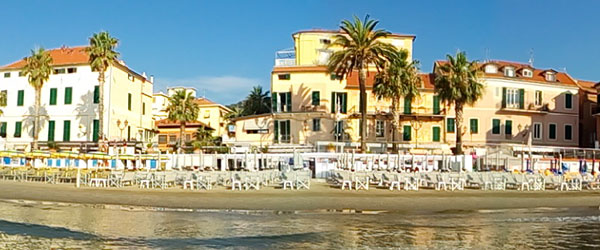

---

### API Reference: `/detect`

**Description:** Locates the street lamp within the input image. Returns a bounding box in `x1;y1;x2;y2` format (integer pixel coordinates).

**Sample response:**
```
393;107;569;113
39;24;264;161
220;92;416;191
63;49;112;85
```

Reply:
117;119;128;141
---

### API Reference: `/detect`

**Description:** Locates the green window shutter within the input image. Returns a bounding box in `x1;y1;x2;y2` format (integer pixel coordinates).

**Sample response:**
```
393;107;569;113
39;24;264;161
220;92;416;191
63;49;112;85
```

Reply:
14;121;22;137
49;88;57;105
432;127;440;142
403;125;411;141
312;91;320;106
433;95;440;114
0;122;6;137
93;119;99;142
274;120;279;143
64;87;72;105
518;89;524;109
63;120;71;142
447;118;455;133
565;93;572;109
565;125;572;140
404;97;411;114
492;119;500;134
331;92;336;113
549;124;556;139
17;90;24;106
286;120;291;142
272;92;278;112
505;120;513;135
470;119;478;133
341;93;347;113
93;86;99;104
501;87;507;108
48;121;55;141
128;93;132;111
286;92;291;112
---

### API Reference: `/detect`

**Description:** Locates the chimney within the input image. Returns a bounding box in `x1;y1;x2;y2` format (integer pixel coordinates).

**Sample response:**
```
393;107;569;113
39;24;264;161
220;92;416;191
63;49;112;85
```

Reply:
150;75;154;83
142;72;147;78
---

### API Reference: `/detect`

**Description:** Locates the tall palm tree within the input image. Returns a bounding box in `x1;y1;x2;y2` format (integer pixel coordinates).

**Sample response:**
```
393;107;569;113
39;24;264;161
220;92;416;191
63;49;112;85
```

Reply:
21;48;53;150
434;51;484;154
86;31;119;150
373;49;421;152
166;90;199;153
243;86;270;115
327;15;396;152
193;126;215;150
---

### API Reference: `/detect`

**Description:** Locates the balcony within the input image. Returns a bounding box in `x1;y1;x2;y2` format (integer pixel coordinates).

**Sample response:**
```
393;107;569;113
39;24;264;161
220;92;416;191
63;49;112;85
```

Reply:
500;103;549;114
275;48;295;67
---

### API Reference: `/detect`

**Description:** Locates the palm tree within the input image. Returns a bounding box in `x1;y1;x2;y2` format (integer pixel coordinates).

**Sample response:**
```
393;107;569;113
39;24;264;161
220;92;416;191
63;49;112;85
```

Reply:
373;49;421;152
327;15;396;152
21;48;53;150
86;31;119;150
166;90;200;153
243;86;270;115
192;126;215;150
434;51;484;154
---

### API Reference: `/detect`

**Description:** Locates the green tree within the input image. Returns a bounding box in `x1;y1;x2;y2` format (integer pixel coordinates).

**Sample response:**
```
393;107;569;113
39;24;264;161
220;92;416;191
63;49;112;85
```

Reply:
434;51;484;154
21;48;53;150
166;90;199;153
327;15;396;152
192;126;215;150
86;31;119;150
373;49;421;152
243;86;270;115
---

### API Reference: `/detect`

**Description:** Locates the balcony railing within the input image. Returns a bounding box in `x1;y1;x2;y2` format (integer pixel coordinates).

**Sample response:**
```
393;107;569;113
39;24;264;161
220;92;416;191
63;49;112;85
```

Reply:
275;48;295;67
275;58;296;67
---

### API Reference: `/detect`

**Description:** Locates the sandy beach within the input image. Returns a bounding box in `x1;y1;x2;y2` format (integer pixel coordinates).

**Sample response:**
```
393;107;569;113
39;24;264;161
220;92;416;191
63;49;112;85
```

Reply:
0;180;598;212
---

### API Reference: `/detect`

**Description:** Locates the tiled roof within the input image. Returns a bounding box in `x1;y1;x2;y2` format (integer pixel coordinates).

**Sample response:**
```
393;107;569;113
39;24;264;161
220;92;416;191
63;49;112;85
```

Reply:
345;71;435;90
155;119;213;129
194;97;217;106
434;60;578;86
576;79;597;93
1;46;89;69
292;29;416;39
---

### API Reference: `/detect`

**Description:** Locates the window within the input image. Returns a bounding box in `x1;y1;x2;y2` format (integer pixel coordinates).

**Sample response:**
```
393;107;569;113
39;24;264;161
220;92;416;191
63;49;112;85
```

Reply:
63;120;71;142
185;134;191;142
545;72;556;82
503;88;524;109
505;120;513;136
484;65;497;74
278;74;290;80
53;68;66;74
272;92;292;113
433;95;440;114
320;38;331;44
504;67;515;77
549;123;557;140
334;120;344;141
169;135;176;143
0;90;6;107
330;74;342;80
0;122;6;138
312;118;321;132
522;69;533;77
48;121;55;141
311;91;320;106
376;120;384;137
447;118;455;133
127;126;131;141
18;71;25;77
246;129;268;134
533;123;542;140
3;72;9;78
274;120;291;143
93;86;99;104
128;74;134;81
67;67;77;74
404;97;412;114
64;87;72;105
330;92;347;114
142;103;146;115
158;135;167;144
565;124;572;140
128;93;132;111
492;119;501;135
432;126;441;142
204;110;210;118
92;119;99;142
535;91;542;106
14;121;22;138
403;125;411;141
318;50;332;65
49;88;57;105
470;119;478;133
17;90;24;106
565;93;572;109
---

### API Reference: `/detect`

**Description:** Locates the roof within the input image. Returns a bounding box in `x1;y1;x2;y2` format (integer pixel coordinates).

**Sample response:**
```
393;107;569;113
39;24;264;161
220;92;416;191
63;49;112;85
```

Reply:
194;97;233;112
1;46;89;69
345;71;435;90
231;113;272;122
155;119;213;129
576;79;598;93
434;60;578;87
292;29;416;40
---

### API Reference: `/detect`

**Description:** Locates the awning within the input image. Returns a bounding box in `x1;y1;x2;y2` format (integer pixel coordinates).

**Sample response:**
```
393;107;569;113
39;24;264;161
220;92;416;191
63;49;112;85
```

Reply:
243;119;265;130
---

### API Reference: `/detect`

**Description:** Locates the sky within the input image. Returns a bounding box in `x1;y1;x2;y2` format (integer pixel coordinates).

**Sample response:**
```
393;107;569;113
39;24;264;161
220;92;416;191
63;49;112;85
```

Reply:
1;1;599;105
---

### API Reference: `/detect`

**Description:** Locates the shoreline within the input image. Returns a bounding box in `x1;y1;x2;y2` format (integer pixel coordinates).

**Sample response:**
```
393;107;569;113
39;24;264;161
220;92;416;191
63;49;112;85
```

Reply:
0;180;599;213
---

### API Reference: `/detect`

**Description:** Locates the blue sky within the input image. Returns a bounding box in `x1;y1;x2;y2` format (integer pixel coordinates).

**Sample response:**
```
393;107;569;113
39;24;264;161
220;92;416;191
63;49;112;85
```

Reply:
1;1;599;104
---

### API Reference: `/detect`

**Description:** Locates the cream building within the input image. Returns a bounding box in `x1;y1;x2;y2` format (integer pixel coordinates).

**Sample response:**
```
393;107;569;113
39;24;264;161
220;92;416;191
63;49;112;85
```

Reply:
0;46;155;151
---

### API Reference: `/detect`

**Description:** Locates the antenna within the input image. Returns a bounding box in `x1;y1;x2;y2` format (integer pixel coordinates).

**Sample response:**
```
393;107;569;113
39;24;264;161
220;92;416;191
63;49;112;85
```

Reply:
485;48;490;62
528;48;534;66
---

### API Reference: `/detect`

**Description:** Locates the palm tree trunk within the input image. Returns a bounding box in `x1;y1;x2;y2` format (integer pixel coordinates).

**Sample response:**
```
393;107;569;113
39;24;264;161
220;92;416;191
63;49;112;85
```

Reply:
98;70;105;151
455;102;463;155
359;68;368;153
391;98;399;153
33;88;41;151
179;122;186;154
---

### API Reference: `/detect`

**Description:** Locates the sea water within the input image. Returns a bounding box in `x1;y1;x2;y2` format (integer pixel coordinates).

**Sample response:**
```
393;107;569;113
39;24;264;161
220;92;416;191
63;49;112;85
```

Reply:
0;200;599;249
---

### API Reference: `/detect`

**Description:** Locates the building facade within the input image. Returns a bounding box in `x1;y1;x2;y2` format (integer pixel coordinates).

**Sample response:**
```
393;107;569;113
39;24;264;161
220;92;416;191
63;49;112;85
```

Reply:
0;46;155;151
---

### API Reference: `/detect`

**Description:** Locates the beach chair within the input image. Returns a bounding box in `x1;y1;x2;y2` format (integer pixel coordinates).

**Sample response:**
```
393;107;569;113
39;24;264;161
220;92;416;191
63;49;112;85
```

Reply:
527;174;545;191
354;173;369;191
404;173;419;191
281;172;294;190
295;171;311;190
183;173;197;190
389;173;401;191
513;174;531;191
197;174;212;190
109;171;124;187
244;173;261;190
436;173;448;191
340;171;353;190
231;173;244;190
447;173;464;191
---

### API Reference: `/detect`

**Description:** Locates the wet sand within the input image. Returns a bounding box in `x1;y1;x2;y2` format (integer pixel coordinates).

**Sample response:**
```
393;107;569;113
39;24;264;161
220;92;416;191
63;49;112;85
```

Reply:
0;180;599;212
